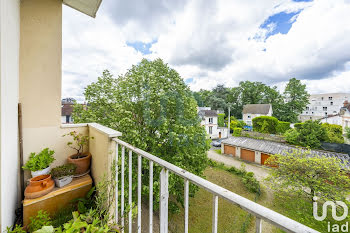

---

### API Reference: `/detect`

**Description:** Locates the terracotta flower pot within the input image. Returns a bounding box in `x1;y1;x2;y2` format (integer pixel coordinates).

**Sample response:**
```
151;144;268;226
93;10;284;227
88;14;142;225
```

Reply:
24;174;55;199
67;152;91;175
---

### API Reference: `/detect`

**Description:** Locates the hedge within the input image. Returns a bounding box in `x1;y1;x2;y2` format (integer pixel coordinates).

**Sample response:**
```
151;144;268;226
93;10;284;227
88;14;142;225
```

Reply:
294;123;304;130
230;120;246;130
233;127;242;137
218;113;225;127
276;121;291;134
252;116;279;134
322;123;344;144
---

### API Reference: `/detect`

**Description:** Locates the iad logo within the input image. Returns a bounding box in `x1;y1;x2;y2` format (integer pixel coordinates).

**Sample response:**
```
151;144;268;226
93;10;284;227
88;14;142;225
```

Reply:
313;197;349;232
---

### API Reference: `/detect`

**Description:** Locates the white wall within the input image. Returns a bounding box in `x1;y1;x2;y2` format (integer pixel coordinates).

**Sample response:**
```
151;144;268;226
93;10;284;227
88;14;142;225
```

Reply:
0;0;20;229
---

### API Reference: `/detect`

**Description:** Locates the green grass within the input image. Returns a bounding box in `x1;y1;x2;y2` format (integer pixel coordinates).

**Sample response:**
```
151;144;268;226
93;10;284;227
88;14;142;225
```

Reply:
169;167;259;233
213;149;221;154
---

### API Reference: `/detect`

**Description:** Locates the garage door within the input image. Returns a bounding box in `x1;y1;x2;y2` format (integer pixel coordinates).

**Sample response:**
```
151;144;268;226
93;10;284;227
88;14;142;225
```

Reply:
224;145;236;156
241;149;255;162
261;153;270;165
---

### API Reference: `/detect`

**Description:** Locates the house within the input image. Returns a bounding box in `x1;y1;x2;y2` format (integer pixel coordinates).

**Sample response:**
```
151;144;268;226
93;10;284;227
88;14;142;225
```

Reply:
340;100;350;131
61;98;75;124
221;137;350;167
198;108;228;139
299;93;350;122
242;104;273;126
0;0;319;231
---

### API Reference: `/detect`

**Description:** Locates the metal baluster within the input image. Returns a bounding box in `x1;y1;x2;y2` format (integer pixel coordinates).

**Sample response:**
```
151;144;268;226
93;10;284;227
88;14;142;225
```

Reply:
121;146;125;232
128;150;132;233
212;195;218;233
137;155;142;233
115;143;119;223
256;218;262;233
149;161;153;233
184;179;189;233
160;168;169;233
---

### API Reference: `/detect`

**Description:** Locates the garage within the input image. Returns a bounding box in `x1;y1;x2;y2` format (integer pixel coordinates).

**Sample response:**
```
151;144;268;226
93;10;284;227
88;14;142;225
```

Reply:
224;145;236;156
261;153;270;165
241;149;255;162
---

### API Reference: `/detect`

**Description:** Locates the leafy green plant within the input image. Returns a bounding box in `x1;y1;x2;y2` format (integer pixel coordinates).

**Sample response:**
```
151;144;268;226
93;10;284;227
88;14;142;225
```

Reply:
28;210;52;233
51;164;76;179
276;121;291;134
322;123;344;144
252;116;279;134
218;113;225;127
62;131;94;158
6;225;26;233
233;127;242;137
265;149;350;202
22;148;55;172
72;187;96;214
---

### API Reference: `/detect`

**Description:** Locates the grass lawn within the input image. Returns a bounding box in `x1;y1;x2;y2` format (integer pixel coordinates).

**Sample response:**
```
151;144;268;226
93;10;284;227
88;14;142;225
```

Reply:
169;166;260;233
213;149;221;154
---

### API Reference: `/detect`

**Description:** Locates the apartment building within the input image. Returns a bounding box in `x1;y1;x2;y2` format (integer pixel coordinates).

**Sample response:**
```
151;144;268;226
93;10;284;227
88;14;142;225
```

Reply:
299;93;350;122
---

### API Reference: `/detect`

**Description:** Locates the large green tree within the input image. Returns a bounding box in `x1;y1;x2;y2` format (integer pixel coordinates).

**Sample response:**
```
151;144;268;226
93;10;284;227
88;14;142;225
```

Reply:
265;149;350;202
73;58;210;210
282;78;310;122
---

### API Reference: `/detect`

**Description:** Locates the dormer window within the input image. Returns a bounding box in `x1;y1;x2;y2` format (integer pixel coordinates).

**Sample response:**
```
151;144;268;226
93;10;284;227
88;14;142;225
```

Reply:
329;97;333;100
209;118;213;123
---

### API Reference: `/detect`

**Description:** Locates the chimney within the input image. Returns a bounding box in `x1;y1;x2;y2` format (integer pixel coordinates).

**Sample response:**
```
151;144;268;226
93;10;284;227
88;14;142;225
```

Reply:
344;100;349;107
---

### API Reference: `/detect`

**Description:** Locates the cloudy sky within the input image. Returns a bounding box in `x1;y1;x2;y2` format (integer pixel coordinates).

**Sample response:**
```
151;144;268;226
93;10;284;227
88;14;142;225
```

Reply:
62;0;350;102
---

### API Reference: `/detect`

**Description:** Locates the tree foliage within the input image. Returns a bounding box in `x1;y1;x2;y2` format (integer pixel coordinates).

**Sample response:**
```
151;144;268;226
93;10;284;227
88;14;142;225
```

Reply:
276;121;291;134
192;78;309;123
252;116;279;134
265;149;350;202
284;120;327;149
217;113;225;127
73;59;210;210
322;123;344;144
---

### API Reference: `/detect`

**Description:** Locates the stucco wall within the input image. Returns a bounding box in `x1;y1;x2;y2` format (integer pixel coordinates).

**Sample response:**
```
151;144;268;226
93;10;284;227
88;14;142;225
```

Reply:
19;0;62;128
0;0;20;229
22;125;89;181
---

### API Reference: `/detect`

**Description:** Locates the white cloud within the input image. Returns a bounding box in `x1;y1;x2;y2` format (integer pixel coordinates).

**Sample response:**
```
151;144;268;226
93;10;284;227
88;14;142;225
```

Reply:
62;0;350;100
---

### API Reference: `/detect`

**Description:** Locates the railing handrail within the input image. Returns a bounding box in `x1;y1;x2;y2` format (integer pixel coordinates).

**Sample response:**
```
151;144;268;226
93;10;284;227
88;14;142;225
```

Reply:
113;138;319;233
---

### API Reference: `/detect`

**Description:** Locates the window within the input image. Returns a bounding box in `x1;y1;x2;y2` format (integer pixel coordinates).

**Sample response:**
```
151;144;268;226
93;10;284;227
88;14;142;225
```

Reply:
321;97;324;100
306;112;308;114
209;118;213;123
209;126;213;134
312;112;314;114
247;115;251;119
325;112;328;116
306;107;310;110
310;117;312;120
329;97;333;100
323;107;327;111
330;102;333;105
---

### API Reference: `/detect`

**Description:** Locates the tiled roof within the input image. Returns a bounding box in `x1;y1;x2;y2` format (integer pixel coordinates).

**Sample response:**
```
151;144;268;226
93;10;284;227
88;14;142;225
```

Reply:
222;137;350;168
242;104;271;115
198;110;218;117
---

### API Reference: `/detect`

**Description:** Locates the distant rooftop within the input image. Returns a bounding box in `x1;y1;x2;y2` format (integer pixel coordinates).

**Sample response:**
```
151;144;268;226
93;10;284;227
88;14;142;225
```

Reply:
242;104;271;115
222;137;350;168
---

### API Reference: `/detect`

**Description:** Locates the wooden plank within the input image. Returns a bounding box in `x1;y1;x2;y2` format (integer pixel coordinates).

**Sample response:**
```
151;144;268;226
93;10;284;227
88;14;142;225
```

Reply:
212;195;218;233
159;168;169;233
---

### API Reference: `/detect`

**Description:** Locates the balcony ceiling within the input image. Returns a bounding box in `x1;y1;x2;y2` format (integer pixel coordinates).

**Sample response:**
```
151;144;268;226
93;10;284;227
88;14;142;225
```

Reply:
63;0;102;18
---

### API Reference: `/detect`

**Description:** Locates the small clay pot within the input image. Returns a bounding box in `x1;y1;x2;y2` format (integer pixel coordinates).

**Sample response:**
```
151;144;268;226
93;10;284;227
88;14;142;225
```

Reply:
25;174;55;199
67;152;91;175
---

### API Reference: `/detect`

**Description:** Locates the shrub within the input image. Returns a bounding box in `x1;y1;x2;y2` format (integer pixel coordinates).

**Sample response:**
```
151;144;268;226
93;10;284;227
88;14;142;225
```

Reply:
22;148;55;172
276;121;291;134
218;113;225;127
346;127;350;140
28;210;52;232
230;119;245;130
284;129;299;145
322;123;344;144
226;165;260;195
233;127;242;137
294;123;304;130
285;120;327;149
252;116;278;134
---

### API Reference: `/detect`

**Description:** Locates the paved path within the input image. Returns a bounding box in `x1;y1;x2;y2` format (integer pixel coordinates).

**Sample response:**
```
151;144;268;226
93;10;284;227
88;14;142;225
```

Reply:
207;150;270;182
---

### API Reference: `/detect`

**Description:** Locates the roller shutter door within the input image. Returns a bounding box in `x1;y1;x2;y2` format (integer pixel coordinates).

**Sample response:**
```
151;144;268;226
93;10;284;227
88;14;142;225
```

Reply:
241;149;255;162
224;145;236;156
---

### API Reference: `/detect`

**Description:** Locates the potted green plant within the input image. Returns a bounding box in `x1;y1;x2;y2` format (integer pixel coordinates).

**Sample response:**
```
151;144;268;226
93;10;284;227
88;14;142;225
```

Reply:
63;131;93;175
22;148;55;177
51;164;77;188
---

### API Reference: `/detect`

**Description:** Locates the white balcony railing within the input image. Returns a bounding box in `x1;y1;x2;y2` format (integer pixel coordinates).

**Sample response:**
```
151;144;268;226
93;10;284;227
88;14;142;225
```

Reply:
113;138;319;233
